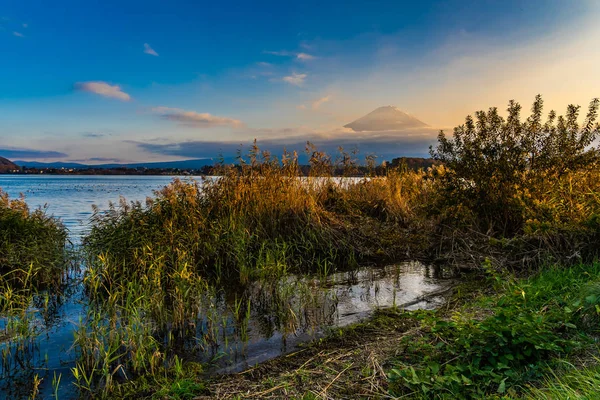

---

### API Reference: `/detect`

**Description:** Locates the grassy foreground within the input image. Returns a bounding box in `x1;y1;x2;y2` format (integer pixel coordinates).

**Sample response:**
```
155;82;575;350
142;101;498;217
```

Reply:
90;262;600;399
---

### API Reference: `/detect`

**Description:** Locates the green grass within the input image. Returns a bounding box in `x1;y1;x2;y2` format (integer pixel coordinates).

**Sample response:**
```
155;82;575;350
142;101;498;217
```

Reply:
75;359;209;400
524;360;600;399
387;262;600;399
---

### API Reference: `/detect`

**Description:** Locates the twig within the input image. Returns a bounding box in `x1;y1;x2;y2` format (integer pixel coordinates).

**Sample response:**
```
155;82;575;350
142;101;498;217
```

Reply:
318;363;353;398
247;383;287;398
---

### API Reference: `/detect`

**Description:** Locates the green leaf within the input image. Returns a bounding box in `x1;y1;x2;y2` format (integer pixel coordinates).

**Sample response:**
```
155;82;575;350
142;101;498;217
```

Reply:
586;295;597;304
497;378;507;394
428;362;440;375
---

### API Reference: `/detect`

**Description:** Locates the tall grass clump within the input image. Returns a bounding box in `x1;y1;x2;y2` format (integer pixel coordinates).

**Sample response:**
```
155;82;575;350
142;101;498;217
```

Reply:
0;189;68;316
0;189;69;399
76;143;433;395
524;360;600;399
84;143;430;285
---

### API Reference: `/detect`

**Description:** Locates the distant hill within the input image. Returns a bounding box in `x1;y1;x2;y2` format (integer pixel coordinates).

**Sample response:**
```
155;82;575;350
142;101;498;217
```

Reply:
0;156;20;173
344;106;429;132
14;158;226;170
14;161;88;169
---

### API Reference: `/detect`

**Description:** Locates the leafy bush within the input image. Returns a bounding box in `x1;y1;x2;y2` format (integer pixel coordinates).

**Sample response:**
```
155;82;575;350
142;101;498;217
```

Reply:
430;96;600;236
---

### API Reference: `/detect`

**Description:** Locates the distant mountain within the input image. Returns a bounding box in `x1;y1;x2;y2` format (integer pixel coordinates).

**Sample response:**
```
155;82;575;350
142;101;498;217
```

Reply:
0;156;20;173
14;161;88;169
344;106;428;132
14;158;225;170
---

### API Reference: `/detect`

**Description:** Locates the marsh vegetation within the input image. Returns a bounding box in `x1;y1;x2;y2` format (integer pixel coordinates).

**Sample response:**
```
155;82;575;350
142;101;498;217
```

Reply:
1;96;600;398
0;189;72;399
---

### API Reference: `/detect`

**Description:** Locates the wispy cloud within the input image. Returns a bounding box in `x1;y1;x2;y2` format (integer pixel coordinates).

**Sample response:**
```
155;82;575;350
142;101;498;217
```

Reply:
132;115;439;159
144;43;159;56
67;157;124;164
296;52;315;61
312;95;331;110
74;81;131;101
13;31;24;37
296;95;332;111
152;107;244;128
130;127;438;160
264;50;316;61
264;50;289;57
22;23;27;28
0;147;68;159
282;72;307;86
88;157;123;162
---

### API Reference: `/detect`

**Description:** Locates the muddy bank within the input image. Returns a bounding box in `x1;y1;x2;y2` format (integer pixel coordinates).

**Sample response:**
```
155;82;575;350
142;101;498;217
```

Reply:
197;283;460;400
200;308;435;399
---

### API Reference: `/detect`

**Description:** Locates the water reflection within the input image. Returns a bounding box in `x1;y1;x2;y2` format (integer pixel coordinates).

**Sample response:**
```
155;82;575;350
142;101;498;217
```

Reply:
198;262;453;373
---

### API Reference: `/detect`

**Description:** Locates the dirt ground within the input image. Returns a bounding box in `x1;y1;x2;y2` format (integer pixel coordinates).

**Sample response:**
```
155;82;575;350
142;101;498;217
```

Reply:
195;308;430;400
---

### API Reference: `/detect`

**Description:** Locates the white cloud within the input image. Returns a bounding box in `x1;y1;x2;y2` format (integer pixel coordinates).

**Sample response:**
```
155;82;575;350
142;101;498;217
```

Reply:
282;73;307;86
144;43;159;56
74;81;131;101
152;107;244;128
312;95;331;110
13;31;24;37
296;52;315;61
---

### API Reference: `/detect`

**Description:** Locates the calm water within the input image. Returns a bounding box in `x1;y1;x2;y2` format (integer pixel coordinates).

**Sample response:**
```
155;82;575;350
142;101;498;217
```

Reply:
0;175;184;240
0;175;453;399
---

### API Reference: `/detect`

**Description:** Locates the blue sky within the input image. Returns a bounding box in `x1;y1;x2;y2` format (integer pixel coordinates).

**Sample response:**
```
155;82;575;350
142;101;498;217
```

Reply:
1;0;599;163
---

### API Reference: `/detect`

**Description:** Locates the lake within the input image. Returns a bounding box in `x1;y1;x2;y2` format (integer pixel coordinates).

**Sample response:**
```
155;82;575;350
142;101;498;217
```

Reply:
0;175;453;399
0;175;183;240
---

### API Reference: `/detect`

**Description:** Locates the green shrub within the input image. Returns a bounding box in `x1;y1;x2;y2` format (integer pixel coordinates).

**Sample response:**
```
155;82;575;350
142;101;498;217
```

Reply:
388;263;600;399
430;96;600;236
